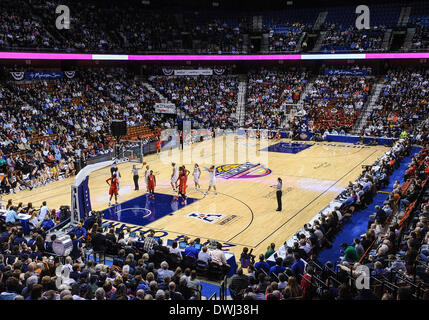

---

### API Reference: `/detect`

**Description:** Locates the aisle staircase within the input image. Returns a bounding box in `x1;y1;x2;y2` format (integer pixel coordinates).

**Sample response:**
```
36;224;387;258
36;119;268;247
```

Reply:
298;81;313;107
141;81;202;126
314;11;328;30
402;27;417;50
351;82;384;135
381;29;393;51
312;31;327;52
236;79;247;127
398;6;412;27
280;80;313;127
142;82;169;103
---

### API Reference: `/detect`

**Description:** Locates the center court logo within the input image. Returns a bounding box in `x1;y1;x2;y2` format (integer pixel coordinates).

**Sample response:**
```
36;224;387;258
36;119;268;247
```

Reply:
215;162;272;179
186;212;227;224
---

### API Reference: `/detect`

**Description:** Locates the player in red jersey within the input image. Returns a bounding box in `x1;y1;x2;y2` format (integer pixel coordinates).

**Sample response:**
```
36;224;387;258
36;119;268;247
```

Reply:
179;165;190;179
147;170;156;199
176;170;188;204
106;172;119;206
156;139;162;155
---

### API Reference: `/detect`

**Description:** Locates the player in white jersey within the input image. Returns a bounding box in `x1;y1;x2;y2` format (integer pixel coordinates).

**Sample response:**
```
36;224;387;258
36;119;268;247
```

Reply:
115;169;121;194
144;165;150;193
204;165;217;195
170;162;179;191
193;163;201;191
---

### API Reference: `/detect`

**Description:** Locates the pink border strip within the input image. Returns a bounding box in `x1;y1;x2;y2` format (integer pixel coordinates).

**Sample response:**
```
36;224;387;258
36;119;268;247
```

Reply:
0;52;92;60
128;54;302;61
366;52;429;59
0;51;429;61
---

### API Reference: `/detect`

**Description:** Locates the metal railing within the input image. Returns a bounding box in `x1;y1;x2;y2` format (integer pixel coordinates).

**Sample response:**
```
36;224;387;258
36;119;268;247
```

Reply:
220;275;228;300
208;292;217;300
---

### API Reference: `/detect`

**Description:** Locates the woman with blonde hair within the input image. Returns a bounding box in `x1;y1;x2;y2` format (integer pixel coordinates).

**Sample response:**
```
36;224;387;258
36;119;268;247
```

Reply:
172;266;183;285
29;210;40;230
146;272;155;283
283;276;302;300
113;276;123;288
142;253;150;264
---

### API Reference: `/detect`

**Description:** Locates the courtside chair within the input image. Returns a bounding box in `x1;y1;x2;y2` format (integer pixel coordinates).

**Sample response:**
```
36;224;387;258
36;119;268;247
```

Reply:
196;259;209;277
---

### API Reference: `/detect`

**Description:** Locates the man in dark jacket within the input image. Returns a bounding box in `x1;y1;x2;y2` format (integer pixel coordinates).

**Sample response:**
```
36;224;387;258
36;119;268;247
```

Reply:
153;239;169;255
167;282;184;300
70;233;83;262
229;268;249;300
91;228;107;263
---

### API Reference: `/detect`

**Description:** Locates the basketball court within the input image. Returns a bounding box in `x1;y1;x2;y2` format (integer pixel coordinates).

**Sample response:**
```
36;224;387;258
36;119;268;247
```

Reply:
8;135;389;258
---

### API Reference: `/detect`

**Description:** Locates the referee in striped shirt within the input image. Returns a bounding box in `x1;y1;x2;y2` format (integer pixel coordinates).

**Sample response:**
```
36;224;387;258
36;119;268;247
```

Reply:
132;164;141;191
143;230;157;252
275;178;283;212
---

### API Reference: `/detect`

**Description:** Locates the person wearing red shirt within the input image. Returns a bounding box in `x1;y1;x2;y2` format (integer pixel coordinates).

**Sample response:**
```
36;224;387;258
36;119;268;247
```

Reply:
179;165;190;177
176;166;190;204
156;139;162;155
388;158;396;171
177;173;188;204
300;264;315;299
147;170;156;199
106;173;119;206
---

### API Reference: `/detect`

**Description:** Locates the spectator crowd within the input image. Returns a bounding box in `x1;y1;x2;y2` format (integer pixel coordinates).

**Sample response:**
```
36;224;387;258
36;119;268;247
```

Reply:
150;75;239;129
0;206;233;300
363;68;429;140
0;0;428;54
228;137;429;300
245;68;308;129
0;67;166;195
320;23;386;53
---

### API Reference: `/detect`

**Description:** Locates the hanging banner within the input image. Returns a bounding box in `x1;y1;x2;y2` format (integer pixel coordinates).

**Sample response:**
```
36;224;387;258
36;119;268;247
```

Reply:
10;72;24;80
154;103;176;114
77;175;92;220
10;71;76;80
213;68;226;75
324;69;369;76
64;71;76;78
161;68;174;76
25;72;64;79
174;69;213;76
161;68;225;76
